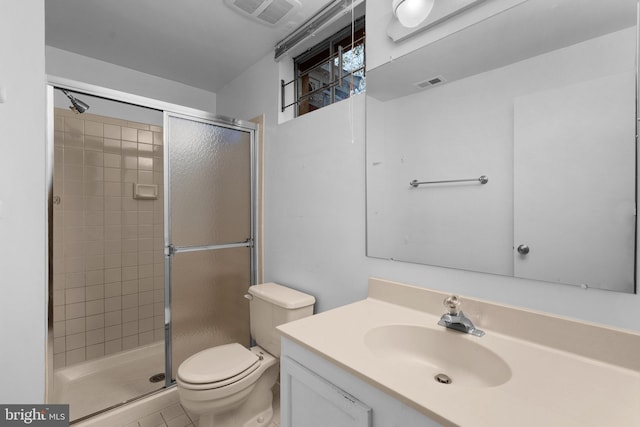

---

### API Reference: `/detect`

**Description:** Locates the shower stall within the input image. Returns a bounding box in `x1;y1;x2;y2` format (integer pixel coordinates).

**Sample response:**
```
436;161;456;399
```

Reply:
46;82;258;422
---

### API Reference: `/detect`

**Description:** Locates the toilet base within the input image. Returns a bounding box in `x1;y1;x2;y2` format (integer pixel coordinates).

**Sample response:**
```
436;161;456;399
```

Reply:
184;347;279;427
197;400;273;427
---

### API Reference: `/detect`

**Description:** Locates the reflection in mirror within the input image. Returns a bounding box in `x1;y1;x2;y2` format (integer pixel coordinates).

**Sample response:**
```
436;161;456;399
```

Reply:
366;0;637;293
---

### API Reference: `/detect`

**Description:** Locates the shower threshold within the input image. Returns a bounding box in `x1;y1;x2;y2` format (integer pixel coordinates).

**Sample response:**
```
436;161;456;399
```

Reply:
50;341;166;422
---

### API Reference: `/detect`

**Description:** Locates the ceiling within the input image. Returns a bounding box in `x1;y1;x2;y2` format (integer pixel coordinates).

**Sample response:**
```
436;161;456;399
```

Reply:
46;0;331;93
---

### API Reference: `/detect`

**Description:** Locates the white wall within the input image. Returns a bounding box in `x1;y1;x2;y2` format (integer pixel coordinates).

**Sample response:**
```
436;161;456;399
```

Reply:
47;46;217;114
0;0;46;403
216;26;640;333
368;28;635;285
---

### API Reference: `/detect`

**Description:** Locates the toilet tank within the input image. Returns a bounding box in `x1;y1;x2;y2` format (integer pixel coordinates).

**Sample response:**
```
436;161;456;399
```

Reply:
248;282;315;357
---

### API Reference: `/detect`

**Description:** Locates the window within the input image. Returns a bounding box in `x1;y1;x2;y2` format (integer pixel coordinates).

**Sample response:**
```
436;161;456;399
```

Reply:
283;17;365;117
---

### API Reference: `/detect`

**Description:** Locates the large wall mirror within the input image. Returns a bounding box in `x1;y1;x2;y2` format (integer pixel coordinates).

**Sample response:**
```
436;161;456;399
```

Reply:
366;0;638;293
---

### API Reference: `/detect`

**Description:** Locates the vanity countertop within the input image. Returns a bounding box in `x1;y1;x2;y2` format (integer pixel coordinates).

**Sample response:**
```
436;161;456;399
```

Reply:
277;278;640;427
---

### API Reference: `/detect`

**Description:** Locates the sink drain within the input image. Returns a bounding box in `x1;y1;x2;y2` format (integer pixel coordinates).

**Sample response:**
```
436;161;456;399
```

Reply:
149;373;165;383
434;373;452;385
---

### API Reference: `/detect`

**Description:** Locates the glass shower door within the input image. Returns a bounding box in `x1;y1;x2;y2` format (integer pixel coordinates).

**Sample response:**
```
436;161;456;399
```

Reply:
165;113;256;380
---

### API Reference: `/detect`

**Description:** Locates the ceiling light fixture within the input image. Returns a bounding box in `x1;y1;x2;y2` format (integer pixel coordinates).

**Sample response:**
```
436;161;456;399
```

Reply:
392;0;435;28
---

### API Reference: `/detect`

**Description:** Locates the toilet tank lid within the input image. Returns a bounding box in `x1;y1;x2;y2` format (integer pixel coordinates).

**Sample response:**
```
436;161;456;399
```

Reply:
248;283;315;309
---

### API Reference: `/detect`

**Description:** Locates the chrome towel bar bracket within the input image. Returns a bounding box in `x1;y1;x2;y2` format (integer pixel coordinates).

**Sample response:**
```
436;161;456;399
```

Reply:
410;175;488;187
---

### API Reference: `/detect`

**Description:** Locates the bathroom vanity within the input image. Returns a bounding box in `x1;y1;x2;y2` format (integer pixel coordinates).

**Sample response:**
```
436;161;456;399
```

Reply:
277;278;640;427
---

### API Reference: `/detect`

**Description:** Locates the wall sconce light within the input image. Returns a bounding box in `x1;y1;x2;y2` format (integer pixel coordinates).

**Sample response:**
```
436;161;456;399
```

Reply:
392;0;435;28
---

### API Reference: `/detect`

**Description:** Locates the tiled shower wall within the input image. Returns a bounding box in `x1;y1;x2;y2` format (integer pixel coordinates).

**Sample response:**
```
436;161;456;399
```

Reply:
52;108;165;369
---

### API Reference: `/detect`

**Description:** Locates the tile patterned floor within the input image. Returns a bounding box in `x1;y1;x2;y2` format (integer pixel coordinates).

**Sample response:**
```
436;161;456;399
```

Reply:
122;386;280;427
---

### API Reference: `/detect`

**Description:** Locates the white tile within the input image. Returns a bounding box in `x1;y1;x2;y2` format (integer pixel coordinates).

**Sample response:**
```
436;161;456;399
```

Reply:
53;353;66;369
122;141;138;155
85;135;103;152
53;305;66;322
85;255;104;271
122;320;139;337
85;150;103;167
105;296;122;312
105;282;122;298
86;313;105;331
86;299;105;316
53;337;66;354
84;241;104;256
85;120;103;137
105;324;122;341
65;302;85;320
65;287;85;304
139;317;154;333
123;294;139;309
66;332;85;350
105;339;122;355
86;285;104;301
86;270;104;286
104;167;122;182
104;124;121;140
54;321;66;338
84;179;104;197
123;239;139;253
86;343;105;360
160;403;186;422
65;317;85;335
105;211;122;226
139;264;153;279
154;316;164;329
104;181;123;196
138;252;154;267
105;310;122;327
105;253;122;269
165;414;192;427
139;330;154;346
123;279;139;295
122;335;139;350
105;268;122;284
123;266;138;281
138;304;154;319
86;328;105;346
104;138;121;154
123;307;138;323
137;411;164;427
139;277;154;292
122;127;138;142
66;348;86;365
138;130;153;144
104;153;122;168
105;225;123;240
123;251;139;266
84;165;104;181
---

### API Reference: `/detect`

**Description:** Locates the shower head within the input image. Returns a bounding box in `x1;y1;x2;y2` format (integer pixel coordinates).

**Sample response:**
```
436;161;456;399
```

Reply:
60;89;90;114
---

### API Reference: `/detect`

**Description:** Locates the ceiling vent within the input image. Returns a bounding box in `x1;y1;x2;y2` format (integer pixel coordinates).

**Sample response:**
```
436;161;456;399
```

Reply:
414;75;447;89
224;0;301;26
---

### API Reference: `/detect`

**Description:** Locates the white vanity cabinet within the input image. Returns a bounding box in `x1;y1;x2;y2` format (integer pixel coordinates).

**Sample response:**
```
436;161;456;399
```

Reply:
280;338;445;427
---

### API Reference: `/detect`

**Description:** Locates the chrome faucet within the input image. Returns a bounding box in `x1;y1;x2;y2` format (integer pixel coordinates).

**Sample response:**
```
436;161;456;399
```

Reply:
438;295;485;337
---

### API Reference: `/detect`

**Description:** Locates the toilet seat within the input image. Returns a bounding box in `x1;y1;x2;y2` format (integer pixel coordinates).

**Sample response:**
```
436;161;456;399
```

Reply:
177;343;260;390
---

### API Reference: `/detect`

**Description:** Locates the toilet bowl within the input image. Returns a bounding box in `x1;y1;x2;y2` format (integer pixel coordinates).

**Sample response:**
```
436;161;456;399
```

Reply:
177;345;278;427
176;283;315;427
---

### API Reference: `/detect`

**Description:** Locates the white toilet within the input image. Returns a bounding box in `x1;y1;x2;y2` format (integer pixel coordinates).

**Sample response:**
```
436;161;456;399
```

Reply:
176;282;315;427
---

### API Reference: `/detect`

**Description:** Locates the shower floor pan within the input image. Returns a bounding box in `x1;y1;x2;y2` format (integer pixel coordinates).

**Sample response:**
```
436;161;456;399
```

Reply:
50;341;165;422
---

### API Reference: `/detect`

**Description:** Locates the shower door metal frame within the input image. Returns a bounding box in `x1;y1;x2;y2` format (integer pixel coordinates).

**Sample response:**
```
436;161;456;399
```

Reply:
162;111;258;386
45;76;259;413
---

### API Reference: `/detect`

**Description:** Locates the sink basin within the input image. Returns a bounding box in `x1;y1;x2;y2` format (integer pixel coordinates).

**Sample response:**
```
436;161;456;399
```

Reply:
364;325;511;388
